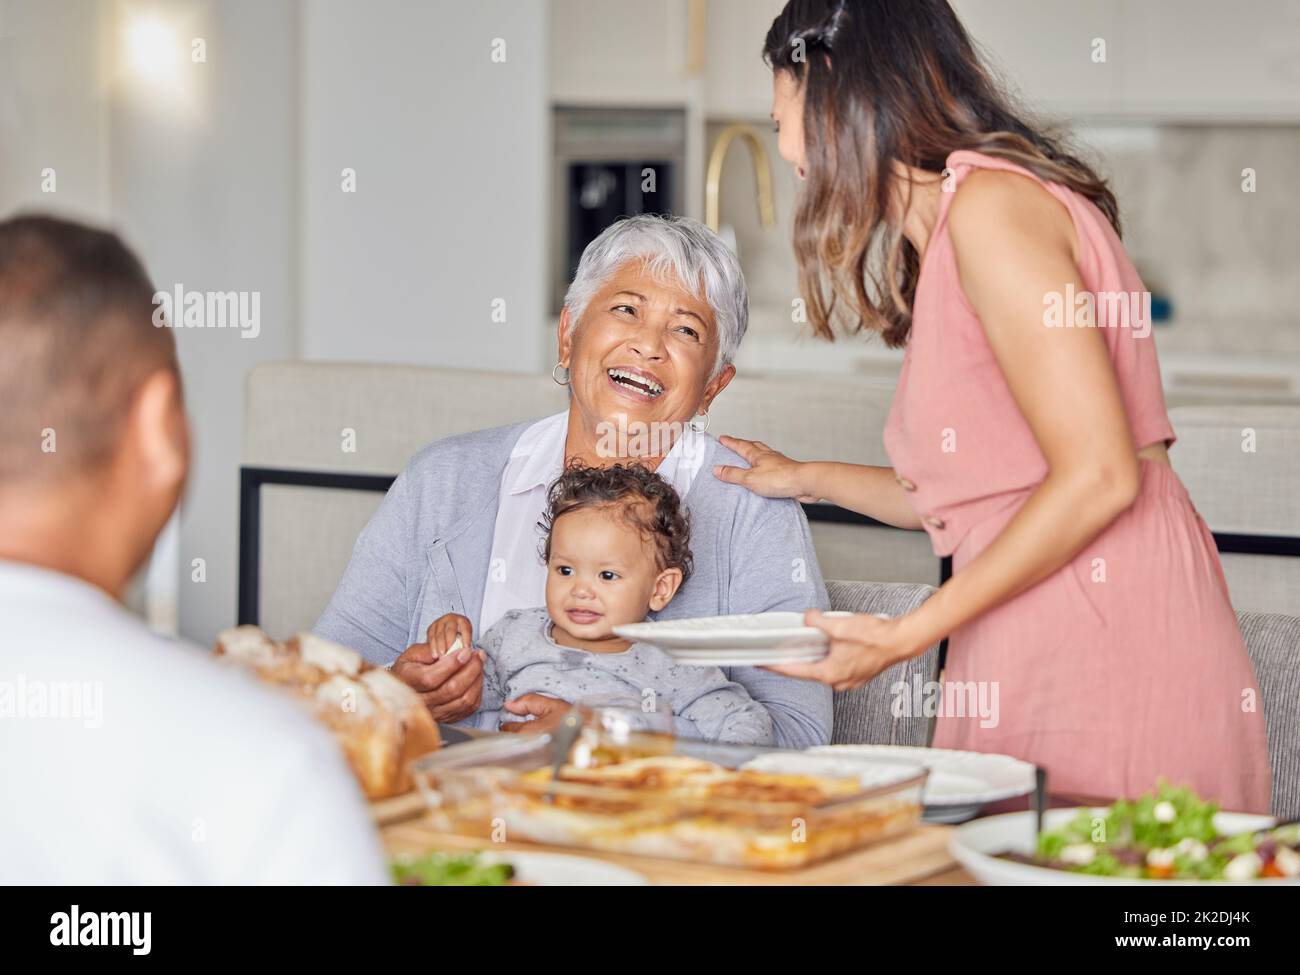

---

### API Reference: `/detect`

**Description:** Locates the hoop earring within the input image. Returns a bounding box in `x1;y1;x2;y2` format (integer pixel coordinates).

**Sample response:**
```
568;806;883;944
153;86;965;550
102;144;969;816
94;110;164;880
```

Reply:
551;362;570;386
688;412;710;433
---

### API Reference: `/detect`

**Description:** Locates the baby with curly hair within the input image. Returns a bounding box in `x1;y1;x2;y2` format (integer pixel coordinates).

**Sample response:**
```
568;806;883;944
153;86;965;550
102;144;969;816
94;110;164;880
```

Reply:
431;462;774;744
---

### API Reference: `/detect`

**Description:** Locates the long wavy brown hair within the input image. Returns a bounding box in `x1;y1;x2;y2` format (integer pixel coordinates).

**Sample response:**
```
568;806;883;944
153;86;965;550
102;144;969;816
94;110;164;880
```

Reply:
764;0;1120;348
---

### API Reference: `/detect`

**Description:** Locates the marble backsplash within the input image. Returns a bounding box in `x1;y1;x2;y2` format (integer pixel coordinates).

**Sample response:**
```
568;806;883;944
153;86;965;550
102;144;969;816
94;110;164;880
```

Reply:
1080;124;1300;355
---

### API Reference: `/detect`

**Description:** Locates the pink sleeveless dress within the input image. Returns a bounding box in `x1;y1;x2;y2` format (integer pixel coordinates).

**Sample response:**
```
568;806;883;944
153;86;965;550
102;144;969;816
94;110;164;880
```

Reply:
883;150;1272;813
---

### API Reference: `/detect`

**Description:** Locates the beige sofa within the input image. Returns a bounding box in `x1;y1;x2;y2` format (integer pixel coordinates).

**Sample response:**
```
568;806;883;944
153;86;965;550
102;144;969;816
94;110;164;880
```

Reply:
240;362;937;636
241;363;1298;637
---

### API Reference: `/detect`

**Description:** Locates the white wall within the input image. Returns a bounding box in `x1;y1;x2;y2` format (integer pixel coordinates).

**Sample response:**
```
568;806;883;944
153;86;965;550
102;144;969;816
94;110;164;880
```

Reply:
299;0;548;371
2;1;552;645
1;0;301;646
0;0;112;223
108;0;300;647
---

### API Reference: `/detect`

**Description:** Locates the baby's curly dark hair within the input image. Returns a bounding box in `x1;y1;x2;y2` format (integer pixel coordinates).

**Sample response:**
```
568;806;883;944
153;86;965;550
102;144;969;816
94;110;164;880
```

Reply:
540;461;693;584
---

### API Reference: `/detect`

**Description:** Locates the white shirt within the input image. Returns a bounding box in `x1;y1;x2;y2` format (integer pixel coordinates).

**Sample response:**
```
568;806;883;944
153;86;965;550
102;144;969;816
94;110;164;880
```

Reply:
478;411;708;636
0;560;388;885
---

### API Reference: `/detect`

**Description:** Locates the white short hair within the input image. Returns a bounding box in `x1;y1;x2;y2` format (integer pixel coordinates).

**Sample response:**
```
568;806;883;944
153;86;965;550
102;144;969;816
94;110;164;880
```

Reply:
562;214;748;375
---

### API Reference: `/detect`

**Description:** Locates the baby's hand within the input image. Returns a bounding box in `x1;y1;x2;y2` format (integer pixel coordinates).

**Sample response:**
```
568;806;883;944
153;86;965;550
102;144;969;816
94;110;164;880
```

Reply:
429;613;472;659
500;694;572;734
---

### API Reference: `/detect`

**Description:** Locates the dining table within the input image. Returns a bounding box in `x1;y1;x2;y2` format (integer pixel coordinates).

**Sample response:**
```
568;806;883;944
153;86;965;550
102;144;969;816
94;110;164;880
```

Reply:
373;724;981;885
377;813;977;885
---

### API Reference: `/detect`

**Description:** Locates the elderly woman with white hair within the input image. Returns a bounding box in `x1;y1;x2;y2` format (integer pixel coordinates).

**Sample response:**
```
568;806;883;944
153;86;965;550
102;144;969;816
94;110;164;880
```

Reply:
315;214;832;747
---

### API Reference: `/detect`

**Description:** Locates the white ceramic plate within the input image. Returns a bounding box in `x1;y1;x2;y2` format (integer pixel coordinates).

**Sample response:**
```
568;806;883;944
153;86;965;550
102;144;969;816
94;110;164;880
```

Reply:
741;752;927;791
483;851;648;886
614;611;863;666
950;809;1298;885
644;648;830;667
808;745;1036;823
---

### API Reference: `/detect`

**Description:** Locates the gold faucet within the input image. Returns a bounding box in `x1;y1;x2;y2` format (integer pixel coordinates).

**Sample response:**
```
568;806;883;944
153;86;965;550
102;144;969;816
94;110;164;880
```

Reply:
705;123;776;234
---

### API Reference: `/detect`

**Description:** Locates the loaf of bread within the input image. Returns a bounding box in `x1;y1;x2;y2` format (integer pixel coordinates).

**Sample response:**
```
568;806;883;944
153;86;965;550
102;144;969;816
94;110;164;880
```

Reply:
214;626;441;798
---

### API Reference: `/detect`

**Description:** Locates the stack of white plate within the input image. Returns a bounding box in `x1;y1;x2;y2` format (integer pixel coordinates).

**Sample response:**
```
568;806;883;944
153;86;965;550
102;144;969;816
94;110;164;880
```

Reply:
613;611;857;667
808;745;1037;823
741;751;927;791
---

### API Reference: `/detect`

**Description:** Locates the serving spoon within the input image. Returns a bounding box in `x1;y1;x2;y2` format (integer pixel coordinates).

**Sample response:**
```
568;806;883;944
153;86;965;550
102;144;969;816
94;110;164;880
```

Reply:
1033;766;1048;846
543;708;585;805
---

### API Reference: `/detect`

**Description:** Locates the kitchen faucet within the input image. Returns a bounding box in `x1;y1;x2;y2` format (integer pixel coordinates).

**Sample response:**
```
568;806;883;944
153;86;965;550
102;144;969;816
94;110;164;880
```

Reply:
705;123;777;234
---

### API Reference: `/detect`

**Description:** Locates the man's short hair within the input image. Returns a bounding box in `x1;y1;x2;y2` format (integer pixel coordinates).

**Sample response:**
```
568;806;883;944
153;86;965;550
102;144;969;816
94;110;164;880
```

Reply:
0;214;176;484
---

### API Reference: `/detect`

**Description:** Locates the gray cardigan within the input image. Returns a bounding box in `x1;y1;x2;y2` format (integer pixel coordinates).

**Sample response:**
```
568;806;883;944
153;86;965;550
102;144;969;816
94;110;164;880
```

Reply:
314;420;833;748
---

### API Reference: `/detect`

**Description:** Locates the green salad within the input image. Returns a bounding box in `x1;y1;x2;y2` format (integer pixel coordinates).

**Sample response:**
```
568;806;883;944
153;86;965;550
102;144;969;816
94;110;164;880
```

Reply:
1009;782;1299;881
391;852;516;886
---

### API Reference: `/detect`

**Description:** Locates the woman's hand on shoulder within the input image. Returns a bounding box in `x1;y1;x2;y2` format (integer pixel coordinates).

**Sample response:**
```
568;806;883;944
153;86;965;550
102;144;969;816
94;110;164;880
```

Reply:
713;435;820;502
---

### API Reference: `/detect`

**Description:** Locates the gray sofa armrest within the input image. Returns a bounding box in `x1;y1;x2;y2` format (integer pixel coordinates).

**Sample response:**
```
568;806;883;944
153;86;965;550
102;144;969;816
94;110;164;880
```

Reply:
1238;609;1300;819
826;580;941;747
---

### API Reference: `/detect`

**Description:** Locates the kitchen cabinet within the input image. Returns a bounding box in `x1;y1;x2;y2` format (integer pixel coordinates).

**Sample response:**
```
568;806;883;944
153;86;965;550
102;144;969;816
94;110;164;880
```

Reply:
550;0;701;106
703;0;787;118
951;0;1123;116
536;0;1300;122
954;0;1300;121
704;0;1120;120
1118;0;1300;121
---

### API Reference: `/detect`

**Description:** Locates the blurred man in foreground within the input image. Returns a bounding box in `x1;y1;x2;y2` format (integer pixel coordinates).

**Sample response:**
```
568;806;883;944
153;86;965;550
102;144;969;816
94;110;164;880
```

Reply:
0;214;386;884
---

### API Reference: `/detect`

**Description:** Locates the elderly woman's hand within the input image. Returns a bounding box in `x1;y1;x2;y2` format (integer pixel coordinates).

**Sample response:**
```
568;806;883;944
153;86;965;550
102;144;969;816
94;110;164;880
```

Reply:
713;435;821;503
427;612;473;658
391;619;485;722
765;609;927;691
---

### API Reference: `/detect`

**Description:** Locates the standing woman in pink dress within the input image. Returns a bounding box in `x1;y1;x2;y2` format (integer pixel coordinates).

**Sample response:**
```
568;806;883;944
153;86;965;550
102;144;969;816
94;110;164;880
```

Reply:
715;0;1272;812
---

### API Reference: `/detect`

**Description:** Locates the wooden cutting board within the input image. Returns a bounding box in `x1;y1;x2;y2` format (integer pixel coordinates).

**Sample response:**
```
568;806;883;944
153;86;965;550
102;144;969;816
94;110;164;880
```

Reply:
369;791;428;826
381;815;961;885
368;724;481;826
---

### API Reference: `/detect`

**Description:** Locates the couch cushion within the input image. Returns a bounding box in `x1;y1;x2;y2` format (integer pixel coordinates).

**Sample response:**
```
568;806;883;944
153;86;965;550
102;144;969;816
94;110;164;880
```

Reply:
1170;405;1300;615
244;361;566;474
1238;609;1300;818
827;580;941;747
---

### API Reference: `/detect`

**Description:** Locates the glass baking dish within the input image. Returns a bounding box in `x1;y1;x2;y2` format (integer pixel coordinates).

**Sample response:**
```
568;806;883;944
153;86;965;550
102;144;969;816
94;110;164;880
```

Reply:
411;733;928;871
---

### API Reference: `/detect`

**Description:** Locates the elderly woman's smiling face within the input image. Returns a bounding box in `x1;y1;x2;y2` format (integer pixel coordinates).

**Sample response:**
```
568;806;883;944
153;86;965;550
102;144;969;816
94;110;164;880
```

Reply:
558;258;735;448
